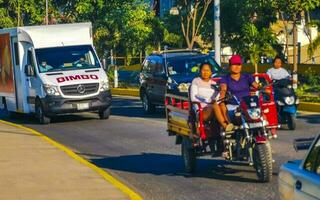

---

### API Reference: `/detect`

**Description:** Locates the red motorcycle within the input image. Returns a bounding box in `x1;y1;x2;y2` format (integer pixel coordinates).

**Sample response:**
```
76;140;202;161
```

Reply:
165;83;274;182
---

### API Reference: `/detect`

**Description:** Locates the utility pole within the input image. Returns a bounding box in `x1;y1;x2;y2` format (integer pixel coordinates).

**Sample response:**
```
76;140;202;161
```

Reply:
214;0;221;66
45;0;49;25
292;15;298;89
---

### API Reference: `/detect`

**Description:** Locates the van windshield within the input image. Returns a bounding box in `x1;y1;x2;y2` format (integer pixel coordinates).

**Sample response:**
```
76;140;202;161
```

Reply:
166;55;221;76
35;45;100;73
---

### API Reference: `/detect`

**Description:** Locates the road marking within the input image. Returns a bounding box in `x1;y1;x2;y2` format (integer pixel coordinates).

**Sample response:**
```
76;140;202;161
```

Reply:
0;120;143;200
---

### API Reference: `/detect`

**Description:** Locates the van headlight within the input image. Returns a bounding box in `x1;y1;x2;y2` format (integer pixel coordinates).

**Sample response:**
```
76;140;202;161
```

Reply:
43;84;60;96
248;108;261;120
100;79;109;91
178;83;190;93
284;96;295;105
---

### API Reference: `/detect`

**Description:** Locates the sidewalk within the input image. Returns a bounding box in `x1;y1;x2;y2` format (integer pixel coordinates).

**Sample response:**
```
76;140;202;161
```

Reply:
0;121;135;200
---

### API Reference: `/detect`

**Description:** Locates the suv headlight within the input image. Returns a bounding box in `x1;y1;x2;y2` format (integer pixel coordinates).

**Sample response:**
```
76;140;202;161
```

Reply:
43;84;60;96
284;96;295;105
248;108;261;120
178;83;190;93
100;78;109;91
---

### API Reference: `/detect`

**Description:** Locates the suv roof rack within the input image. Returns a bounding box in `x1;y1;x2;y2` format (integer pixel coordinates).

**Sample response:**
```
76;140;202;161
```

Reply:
152;49;201;54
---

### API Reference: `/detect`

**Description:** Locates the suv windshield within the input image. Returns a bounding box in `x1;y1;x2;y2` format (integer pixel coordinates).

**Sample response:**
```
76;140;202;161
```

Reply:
35;45;100;73
166;55;221;76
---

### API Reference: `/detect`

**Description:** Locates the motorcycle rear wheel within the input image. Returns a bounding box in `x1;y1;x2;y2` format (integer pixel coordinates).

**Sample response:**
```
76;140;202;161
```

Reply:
181;137;197;173
253;142;273;182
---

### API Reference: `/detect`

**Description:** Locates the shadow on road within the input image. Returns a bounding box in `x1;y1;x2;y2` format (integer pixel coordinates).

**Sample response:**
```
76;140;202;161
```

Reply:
89;152;263;183
297;114;320;124
111;97;166;119
0;110;98;125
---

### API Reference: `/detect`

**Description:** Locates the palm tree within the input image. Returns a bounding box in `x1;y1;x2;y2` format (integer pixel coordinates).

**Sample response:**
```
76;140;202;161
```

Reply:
241;23;277;74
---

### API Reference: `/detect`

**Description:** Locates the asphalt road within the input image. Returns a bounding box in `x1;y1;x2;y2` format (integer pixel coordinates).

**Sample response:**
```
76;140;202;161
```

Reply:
1;96;320;200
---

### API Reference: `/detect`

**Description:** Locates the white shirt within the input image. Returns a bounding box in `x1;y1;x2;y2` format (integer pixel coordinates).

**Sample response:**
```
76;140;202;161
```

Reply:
190;77;219;108
266;67;290;80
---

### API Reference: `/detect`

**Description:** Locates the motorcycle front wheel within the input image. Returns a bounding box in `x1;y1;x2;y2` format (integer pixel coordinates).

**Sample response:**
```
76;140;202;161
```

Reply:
287;113;296;130
253;142;273;182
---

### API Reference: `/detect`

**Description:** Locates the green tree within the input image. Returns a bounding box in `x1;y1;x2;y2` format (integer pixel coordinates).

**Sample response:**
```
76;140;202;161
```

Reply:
220;0;277;55
272;0;320;73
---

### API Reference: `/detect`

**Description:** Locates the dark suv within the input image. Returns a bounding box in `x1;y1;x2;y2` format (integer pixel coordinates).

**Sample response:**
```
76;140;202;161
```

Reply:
139;50;222;113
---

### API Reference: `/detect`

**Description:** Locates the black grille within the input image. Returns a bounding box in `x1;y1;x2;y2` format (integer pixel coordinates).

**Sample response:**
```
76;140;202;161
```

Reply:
60;83;99;96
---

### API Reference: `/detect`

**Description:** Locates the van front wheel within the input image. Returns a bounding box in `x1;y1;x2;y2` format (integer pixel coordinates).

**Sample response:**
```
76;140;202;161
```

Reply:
35;100;50;124
99;107;110;119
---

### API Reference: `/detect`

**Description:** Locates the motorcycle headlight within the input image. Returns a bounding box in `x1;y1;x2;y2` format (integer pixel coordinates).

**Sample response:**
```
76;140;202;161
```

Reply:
43;84;60;96
284;96;295;105
248;108;261;120
178;83;190;93
100;78;109;91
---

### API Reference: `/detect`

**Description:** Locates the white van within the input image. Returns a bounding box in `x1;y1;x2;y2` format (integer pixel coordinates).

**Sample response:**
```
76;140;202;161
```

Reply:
0;22;111;124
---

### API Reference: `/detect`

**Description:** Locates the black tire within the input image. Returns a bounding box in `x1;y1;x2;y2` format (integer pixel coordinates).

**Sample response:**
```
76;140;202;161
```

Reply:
142;93;156;114
253;143;273;182
287;113;296;130
181;137;197;173
99;107;110;120
2;98;13;118
35;100;50;124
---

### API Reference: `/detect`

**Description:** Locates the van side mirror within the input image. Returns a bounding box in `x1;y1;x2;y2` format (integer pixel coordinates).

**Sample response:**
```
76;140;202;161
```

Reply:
25;64;35;77
293;137;315;151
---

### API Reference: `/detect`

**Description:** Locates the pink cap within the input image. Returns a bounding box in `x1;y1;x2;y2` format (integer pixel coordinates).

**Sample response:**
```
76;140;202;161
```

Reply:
229;55;242;65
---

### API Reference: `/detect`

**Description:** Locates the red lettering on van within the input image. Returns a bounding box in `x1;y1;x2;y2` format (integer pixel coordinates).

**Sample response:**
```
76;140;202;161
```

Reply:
56;74;99;83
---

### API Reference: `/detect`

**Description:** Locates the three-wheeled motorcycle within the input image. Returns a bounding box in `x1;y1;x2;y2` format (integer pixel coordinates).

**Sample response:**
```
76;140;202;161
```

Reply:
165;77;275;182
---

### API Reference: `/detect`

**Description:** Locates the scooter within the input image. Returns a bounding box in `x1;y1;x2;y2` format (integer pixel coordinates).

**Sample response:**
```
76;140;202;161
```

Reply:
273;78;299;130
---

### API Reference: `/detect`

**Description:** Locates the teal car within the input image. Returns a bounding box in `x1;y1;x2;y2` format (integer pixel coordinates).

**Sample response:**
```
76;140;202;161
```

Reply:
279;134;320;200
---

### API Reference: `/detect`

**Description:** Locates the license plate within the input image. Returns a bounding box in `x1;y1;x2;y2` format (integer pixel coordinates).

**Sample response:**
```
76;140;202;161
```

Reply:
248;122;263;129
77;103;89;110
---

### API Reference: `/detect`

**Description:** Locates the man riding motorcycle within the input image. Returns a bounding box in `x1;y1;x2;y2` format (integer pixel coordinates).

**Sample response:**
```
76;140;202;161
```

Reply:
219;55;260;121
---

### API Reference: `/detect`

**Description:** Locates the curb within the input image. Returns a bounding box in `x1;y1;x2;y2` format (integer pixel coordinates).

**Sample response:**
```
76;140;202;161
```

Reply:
110;88;320;113
111;88;139;97
299;102;320;113
0;120;143;200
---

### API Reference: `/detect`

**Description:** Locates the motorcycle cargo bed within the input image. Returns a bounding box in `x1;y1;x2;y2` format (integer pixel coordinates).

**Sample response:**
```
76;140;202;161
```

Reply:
165;93;197;138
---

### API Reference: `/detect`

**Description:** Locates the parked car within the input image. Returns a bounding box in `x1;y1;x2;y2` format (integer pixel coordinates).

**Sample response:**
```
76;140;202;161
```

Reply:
278;134;320;200
139;49;222;113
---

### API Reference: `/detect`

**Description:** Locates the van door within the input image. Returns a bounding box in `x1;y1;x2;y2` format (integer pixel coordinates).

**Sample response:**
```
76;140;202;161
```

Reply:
22;44;41;113
11;37;23;111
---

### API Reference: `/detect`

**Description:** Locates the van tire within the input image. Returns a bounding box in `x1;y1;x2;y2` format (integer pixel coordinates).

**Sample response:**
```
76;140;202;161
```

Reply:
35;100;50;124
99;107;110;119
3;98;14;118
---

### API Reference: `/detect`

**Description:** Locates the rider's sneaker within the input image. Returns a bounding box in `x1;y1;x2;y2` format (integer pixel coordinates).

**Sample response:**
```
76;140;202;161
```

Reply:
224;123;234;133
272;134;278;139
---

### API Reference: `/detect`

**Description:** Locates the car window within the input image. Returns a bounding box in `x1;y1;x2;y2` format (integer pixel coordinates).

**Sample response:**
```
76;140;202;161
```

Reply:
166;56;220;76
142;59;152;74
304;137;320;173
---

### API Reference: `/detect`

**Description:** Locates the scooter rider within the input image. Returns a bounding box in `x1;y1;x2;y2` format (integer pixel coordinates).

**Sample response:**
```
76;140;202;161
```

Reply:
219;55;260;121
266;55;291;81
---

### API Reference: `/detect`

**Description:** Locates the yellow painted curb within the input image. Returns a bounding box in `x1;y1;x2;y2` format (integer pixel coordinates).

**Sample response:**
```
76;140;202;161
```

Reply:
0;120;143;200
299;102;320;113
111;88;139;97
